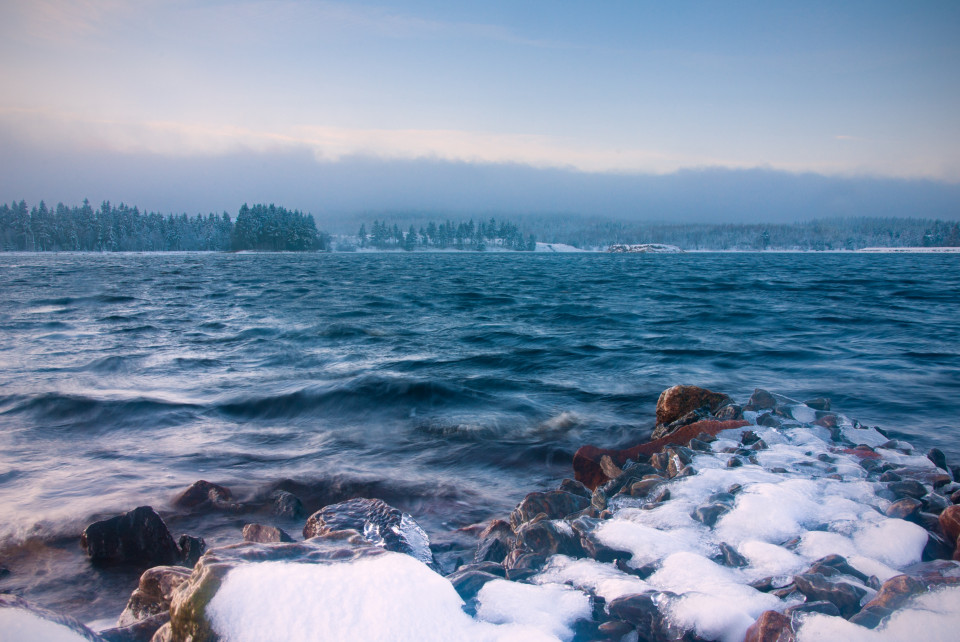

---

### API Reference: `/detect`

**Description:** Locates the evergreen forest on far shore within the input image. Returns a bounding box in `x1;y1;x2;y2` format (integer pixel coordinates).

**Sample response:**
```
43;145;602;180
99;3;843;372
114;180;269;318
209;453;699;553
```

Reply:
1;198;959;252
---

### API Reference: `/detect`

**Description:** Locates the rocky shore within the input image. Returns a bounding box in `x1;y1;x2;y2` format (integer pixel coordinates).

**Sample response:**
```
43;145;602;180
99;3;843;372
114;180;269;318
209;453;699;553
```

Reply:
3;385;960;641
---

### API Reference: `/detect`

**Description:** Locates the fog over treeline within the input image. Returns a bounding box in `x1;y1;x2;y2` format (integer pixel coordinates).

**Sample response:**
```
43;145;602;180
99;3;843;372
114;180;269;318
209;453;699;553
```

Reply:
3;197;960;252
1;135;958;226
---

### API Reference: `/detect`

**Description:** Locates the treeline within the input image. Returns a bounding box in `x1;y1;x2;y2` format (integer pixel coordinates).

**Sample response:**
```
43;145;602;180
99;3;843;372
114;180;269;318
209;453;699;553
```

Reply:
356;218;535;251
522;216;960;250
0;200;328;251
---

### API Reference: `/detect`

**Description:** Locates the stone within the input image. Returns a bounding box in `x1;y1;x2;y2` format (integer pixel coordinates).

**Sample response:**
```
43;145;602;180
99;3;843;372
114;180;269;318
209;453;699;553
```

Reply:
607;592;690;641
117;566;192;627
302;498;433;566
860;574;924;613
655;385;731;426
509;490;591;528
743;610;795;642
885;497;923;521
572;418;749;489
757;413;781;428
172;481;233;510
928;448;948;471
792;572;867;618
923;531;954;561
803;398;831;411
888;480;928;500
939;505;960;544
848;606;892;629
599;455;623;479
241;524;294;543
691;503;730;528
923;493;950;515
879;471;902;482
515;520;584;558
719;542;747;567
715;404;743;421
558;478;592;498
806;555;870;584
745;388;777;411
446;569;500;601
0;593;104;641
270;490;304;518
651;407;713;440
629;478;665;498
784;601;840;617
475;520;513;564
177;535;205;568
81;506;181;566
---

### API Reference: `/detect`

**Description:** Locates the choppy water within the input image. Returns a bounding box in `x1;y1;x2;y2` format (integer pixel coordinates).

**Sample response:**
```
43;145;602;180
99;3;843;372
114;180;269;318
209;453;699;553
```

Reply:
0;251;958;621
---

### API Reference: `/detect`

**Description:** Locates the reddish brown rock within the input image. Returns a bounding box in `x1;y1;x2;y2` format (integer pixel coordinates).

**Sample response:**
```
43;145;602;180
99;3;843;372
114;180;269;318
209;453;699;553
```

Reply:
939;505;960;544
117;565;192;627
744;389;777;411
573;419;749;489
859;574;924;614
655;385;730;426
743;610;795;642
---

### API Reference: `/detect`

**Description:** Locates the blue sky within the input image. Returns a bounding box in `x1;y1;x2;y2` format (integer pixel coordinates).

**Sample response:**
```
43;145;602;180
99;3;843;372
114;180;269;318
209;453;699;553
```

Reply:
1;1;958;217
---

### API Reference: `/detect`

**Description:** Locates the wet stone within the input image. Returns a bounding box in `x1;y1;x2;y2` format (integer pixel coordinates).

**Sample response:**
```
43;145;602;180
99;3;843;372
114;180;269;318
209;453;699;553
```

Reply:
691;503;730;528
726;457;743;468
178;535;205;568
715;404;743;421
741;430;761;446
447;569;500;601
558;478;592;499
509;490;592;528
117;565;192;628
743;609;795;642
719;542;748;568
803;398;831;411
928;448;948;471
923;531;954;561
784;600;841;617
885;498;923;521
172;480;234;510
757;413;782;428
688;438;712;452
792;572;867;618
879;471;902;482
655;385;730;426
922;493;950;515
242;523;294;544
270;490;304;518
888;480;928;500
848;605;892;629
939;505;960;544
515;520;583;558
81;506;181;567
745;388;777;411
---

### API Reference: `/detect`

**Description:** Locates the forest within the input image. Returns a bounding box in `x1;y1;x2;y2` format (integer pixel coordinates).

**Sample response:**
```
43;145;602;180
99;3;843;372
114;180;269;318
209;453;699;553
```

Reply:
1;198;959;252
0;200;328;252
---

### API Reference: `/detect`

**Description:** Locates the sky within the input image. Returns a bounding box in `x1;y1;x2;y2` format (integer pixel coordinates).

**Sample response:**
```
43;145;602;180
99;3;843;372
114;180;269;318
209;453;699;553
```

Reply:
1;0;958;220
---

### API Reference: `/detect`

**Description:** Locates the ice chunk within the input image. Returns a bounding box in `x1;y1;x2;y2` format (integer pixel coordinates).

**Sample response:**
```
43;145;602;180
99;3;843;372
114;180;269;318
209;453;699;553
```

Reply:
852;518;928;568
475;579;591;641
205;553;568;641
534;555;652;601
596;519;709;566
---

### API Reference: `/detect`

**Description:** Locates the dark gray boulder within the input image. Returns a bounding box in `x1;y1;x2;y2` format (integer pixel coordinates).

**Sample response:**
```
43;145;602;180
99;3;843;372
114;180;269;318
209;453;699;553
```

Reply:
81;506;181;566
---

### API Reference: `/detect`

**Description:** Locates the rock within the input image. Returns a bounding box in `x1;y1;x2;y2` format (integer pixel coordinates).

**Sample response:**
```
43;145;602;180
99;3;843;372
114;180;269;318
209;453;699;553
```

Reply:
241;524;294;544
599;455;623;479
784;601;840;617
792;572;867;618
597;619;635;638
741;430;761;445
928;448;948;471
573;419;750;489
515;520;584;558
715;404;743;421
803;398;831;411
743;610;795;642
629;478;665;498
757;413;781;428
848;606;892;629
745;388;777;411
446;569;500;601
81;506;181;566
558;478;592;499
691;503;730;528
806;555;870;584
888;480;928;500
885;497;923;521
939;505;960;544
177;535;205;568
860;574;925;614
117;566;192;627
509;490;591;528
100;611;170;641
302;498;433;566
718;542;748;567
923;493;951;515
165;536;387;641
923;531;955;561
172;481;233;510
607;592;689;641
270;490;303;518
655;385;730;426
0;593;104;641
151;623;172;641
651;407;713;441
879;471;902;482
475;520;513;564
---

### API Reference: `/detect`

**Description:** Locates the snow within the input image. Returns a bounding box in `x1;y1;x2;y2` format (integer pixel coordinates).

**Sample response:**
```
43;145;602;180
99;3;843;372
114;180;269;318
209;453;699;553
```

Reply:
534;243;590;253
205;552;589;642
796;586;960;641
0;609;92;642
